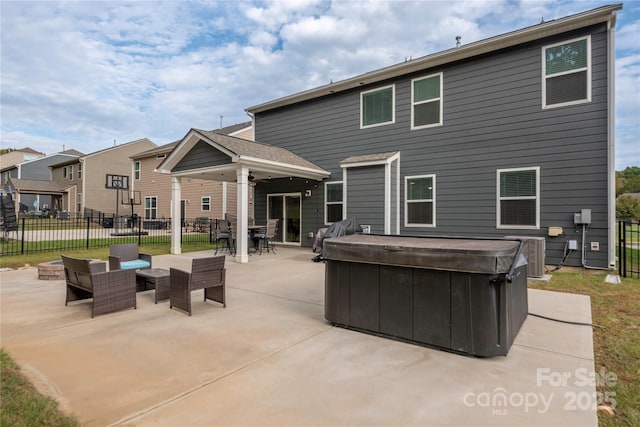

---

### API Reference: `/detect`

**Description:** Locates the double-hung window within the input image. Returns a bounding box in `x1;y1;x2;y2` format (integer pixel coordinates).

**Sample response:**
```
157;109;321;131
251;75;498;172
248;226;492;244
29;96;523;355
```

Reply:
543;36;590;108
325;182;343;224
412;73;442;129
361;85;395;128
144;196;157;220
68;165;73;180
405;175;435;227
134;161;141;180
78;163;82;179
201;196;211;212
497;167;539;229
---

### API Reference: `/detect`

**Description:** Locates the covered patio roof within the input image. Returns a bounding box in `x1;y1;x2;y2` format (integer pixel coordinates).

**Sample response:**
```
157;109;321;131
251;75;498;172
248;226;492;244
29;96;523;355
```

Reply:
156;128;330;182
155;128;330;262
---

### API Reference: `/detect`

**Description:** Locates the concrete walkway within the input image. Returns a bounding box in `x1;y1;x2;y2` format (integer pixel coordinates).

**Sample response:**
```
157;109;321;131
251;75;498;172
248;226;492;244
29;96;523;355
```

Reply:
1;248;597;426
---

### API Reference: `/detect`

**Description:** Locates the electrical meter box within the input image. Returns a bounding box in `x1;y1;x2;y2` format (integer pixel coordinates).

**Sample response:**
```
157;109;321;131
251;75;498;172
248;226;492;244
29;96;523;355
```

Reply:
574;209;592;225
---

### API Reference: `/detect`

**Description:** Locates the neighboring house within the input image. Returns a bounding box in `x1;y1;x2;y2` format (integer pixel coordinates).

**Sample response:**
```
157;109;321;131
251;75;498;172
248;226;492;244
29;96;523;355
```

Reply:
61;138;157;216
0;147;45;177
131;122;253;222
1;150;84;216
157;5;621;269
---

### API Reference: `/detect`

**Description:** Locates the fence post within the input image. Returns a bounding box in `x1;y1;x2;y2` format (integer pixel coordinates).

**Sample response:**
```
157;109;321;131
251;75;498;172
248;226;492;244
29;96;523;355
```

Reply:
138;216;142;246
86;216;91;249
20;217;25;255
619;220;627;278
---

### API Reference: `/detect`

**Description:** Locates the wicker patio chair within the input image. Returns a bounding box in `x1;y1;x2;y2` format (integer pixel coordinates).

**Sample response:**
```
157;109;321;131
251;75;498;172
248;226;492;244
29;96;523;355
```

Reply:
62;255;137;318
214;218;232;255
255;218;279;254
108;243;152;271
169;256;226;316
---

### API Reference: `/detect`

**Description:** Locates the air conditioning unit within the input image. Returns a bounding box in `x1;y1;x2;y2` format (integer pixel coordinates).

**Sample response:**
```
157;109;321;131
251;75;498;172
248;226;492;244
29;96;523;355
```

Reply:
505;236;546;278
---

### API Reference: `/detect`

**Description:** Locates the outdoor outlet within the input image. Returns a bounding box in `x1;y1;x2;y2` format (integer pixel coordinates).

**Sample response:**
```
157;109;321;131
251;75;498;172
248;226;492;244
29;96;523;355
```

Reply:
308;231;314;238
591;241;600;251
568;240;578;250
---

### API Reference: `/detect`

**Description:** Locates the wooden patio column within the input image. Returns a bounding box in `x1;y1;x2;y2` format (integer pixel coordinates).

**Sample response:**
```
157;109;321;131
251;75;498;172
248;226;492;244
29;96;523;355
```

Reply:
236;167;249;263
171;176;182;254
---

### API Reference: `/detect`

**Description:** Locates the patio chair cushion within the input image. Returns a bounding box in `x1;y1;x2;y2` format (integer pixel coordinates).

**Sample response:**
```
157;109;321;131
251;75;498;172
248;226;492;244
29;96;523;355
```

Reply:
119;259;151;270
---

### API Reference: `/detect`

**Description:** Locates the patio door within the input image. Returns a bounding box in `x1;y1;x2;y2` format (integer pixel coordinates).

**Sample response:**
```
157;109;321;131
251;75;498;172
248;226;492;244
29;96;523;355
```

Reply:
267;193;301;245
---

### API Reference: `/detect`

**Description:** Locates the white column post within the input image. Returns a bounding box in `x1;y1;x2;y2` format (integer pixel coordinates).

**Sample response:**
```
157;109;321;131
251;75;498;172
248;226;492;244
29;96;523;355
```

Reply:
171;176;182;254
236;167;249;263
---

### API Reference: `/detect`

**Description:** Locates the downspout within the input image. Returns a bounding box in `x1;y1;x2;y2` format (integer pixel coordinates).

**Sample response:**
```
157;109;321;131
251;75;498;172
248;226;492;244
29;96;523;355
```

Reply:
607;12;617;269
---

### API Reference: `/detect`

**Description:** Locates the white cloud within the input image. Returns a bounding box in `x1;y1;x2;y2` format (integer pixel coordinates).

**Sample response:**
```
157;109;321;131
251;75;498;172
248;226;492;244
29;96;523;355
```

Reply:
0;0;637;169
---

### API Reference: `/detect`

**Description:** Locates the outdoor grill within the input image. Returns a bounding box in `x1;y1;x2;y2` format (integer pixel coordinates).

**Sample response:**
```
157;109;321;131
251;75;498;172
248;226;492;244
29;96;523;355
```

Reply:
323;234;528;357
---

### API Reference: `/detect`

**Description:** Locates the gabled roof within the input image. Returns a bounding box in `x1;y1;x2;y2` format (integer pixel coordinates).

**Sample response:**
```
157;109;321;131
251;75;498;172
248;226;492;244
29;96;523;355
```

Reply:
131;122;252;159
156;128;330;181
82;138;156;159
132;141;179;159
246;4;622;114
4;147;45;155
341;152;400;167
59;149;85;157
7;178;73;193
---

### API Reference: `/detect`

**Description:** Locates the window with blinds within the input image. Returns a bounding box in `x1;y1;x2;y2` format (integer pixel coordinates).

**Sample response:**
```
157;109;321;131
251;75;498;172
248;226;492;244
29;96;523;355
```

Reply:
497;167;539;228
405;175;436;227
361;85;394;128
543;37;590;108
412;73;442;129
325;181;343;224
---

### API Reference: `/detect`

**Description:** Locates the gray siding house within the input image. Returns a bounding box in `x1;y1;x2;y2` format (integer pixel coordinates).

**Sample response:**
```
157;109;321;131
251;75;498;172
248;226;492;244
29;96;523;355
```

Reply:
244;5;621;270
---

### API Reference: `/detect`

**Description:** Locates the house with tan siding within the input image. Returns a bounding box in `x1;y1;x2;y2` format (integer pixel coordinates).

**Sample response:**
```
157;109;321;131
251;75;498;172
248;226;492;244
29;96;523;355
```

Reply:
47;139;156;217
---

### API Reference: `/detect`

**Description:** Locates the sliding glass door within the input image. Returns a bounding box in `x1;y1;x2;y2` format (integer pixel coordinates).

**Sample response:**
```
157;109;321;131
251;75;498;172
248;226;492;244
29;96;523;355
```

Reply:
267;193;301;245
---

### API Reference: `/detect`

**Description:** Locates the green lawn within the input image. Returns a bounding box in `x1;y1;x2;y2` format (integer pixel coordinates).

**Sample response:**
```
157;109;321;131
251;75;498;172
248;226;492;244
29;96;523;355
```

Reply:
529;272;640;426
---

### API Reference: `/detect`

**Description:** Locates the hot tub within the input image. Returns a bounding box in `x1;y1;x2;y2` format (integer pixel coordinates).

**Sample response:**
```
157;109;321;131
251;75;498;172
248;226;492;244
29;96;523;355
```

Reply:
323;234;528;357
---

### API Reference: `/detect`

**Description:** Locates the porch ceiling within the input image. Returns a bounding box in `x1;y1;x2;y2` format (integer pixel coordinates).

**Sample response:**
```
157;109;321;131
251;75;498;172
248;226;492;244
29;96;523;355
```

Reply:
156;128;331;182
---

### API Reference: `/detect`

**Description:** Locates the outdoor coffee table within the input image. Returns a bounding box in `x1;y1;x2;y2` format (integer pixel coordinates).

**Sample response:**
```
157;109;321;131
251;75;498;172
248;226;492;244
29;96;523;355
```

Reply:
135;268;170;303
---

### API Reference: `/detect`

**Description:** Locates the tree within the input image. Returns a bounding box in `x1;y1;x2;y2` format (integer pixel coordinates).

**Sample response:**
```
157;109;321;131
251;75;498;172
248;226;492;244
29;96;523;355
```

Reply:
616;195;640;221
616;166;640;197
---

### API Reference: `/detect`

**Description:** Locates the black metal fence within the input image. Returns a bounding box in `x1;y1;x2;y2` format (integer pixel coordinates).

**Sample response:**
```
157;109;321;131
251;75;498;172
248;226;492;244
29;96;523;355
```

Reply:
0;215;225;256
618;219;639;279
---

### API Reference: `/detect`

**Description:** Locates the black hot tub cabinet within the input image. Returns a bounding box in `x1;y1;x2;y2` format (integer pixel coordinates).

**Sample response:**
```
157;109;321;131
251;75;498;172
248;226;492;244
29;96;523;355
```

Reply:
323;234;528;357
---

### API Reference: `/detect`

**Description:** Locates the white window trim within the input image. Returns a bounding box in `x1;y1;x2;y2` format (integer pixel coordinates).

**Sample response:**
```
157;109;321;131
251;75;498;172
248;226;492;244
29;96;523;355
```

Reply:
201;196;211;212
496;166;540;230
134;161;141;180
68;165;73;180
360;84;395;129
542;35;591;109
77;163;82;179
324;181;344;225
404;174;436;228
144;196;158;220
411;72;443;130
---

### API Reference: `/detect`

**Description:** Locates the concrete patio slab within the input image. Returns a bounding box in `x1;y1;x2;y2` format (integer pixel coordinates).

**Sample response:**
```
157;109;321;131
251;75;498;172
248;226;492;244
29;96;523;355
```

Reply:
1;248;597;426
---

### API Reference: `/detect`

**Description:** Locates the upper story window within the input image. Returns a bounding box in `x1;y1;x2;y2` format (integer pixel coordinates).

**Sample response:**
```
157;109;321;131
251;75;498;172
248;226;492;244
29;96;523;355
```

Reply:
405;175;435;227
411;73;443;129
361;85;395;128
543;36;590;108
134;161;141;180
77;163;82;179
324;181;343;224
68;165;73;180
497;167;539;229
201;196;211;212
62;167;67;179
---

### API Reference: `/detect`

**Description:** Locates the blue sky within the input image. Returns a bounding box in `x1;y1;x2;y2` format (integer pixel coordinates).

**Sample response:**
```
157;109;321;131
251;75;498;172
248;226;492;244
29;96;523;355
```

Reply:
1;0;638;169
